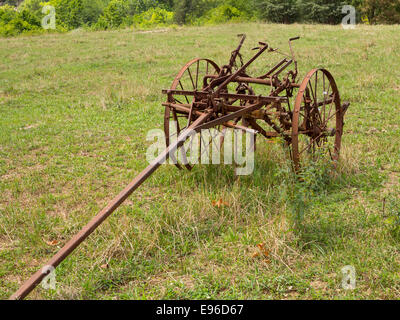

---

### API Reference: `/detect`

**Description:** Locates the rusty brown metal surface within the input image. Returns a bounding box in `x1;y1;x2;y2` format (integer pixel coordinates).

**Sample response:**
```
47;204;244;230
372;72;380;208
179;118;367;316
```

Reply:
11;35;349;300
163;34;350;171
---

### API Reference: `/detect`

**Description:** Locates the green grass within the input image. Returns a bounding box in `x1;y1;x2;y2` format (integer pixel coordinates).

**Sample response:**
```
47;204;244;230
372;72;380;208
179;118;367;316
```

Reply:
1;22;400;300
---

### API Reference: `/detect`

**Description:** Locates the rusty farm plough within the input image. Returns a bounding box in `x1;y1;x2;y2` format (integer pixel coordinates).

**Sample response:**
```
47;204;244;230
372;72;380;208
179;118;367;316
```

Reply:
10;35;349;299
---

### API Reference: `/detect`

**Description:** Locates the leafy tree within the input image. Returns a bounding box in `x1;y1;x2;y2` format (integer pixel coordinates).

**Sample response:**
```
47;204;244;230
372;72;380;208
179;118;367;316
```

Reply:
47;0;84;29
299;0;347;24
1;0;24;6
174;0;221;24
0;4;18;24
224;0;256;18
257;0;299;24
95;0;159;29
0;3;41;36
361;0;400;24
18;0;42;11
174;0;193;24
132;6;174;27
80;0;107;26
157;0;174;11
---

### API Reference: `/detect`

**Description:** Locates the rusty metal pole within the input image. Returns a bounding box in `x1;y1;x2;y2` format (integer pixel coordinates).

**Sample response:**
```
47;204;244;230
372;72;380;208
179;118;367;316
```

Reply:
9;113;211;300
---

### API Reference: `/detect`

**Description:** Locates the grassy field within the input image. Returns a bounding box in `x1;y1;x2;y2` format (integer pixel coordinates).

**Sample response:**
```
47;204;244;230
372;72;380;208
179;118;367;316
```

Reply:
1;22;400;300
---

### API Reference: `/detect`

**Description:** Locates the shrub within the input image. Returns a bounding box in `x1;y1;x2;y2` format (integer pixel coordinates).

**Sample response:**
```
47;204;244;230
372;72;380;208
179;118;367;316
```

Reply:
80;0;107;26
94;0;163;29
47;0;84;30
300;0;348;24
0;4;42;37
361;0;400;24
198;4;247;24
174;0;220;25
132;7;174;28
18;0;44;18
257;0;299;24
0;4;17;25
99;0;131;28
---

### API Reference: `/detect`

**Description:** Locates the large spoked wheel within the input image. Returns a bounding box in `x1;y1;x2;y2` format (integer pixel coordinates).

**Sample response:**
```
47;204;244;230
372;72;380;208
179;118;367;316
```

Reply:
291;68;344;171
164;58;220;170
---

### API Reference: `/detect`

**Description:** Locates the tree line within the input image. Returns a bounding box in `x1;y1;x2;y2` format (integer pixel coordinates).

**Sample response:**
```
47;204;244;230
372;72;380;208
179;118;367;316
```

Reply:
1;0;399;37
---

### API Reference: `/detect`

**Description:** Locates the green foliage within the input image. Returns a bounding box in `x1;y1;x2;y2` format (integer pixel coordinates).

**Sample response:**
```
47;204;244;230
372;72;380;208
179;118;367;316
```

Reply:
2;0;22;5
0;3;41;36
1;0;400;37
80;0;107;26
300;0;348;24
198;4;247;24
173;0;193;24
95;0;158;29
46;0;84;30
384;196;400;239
131;7;174;28
360;0;400;24
18;0;44;17
174;0;220;24
95;0;131;29
286;153;334;226
257;0;300;24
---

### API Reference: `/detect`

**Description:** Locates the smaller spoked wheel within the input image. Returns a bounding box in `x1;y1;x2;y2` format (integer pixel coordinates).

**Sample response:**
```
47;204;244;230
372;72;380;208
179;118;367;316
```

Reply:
164;58;220;170
291;68;344;171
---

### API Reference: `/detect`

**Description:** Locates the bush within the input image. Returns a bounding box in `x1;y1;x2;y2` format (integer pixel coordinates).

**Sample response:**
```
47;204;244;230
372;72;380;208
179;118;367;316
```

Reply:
47;0;84;30
18;0;44;18
95;0;158;29
198;4;247;24
360;0;400;24
0;4;17;25
98;0;131;28
257;0;299;24
80;0;107;26
300;0;348;24
174;0;220;25
0;4;42;37
131;7;174;28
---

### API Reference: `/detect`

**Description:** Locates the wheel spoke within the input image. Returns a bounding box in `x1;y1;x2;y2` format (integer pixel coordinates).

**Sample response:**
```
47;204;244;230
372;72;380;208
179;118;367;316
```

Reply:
299;132;324;155
179;80;190;104
292;69;343;170
195;60;199;89
314;70;318;108
187;67;195;89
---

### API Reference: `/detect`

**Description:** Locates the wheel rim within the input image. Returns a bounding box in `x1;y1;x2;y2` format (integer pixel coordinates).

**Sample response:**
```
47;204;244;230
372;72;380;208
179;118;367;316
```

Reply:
291;69;343;171
164;59;220;169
